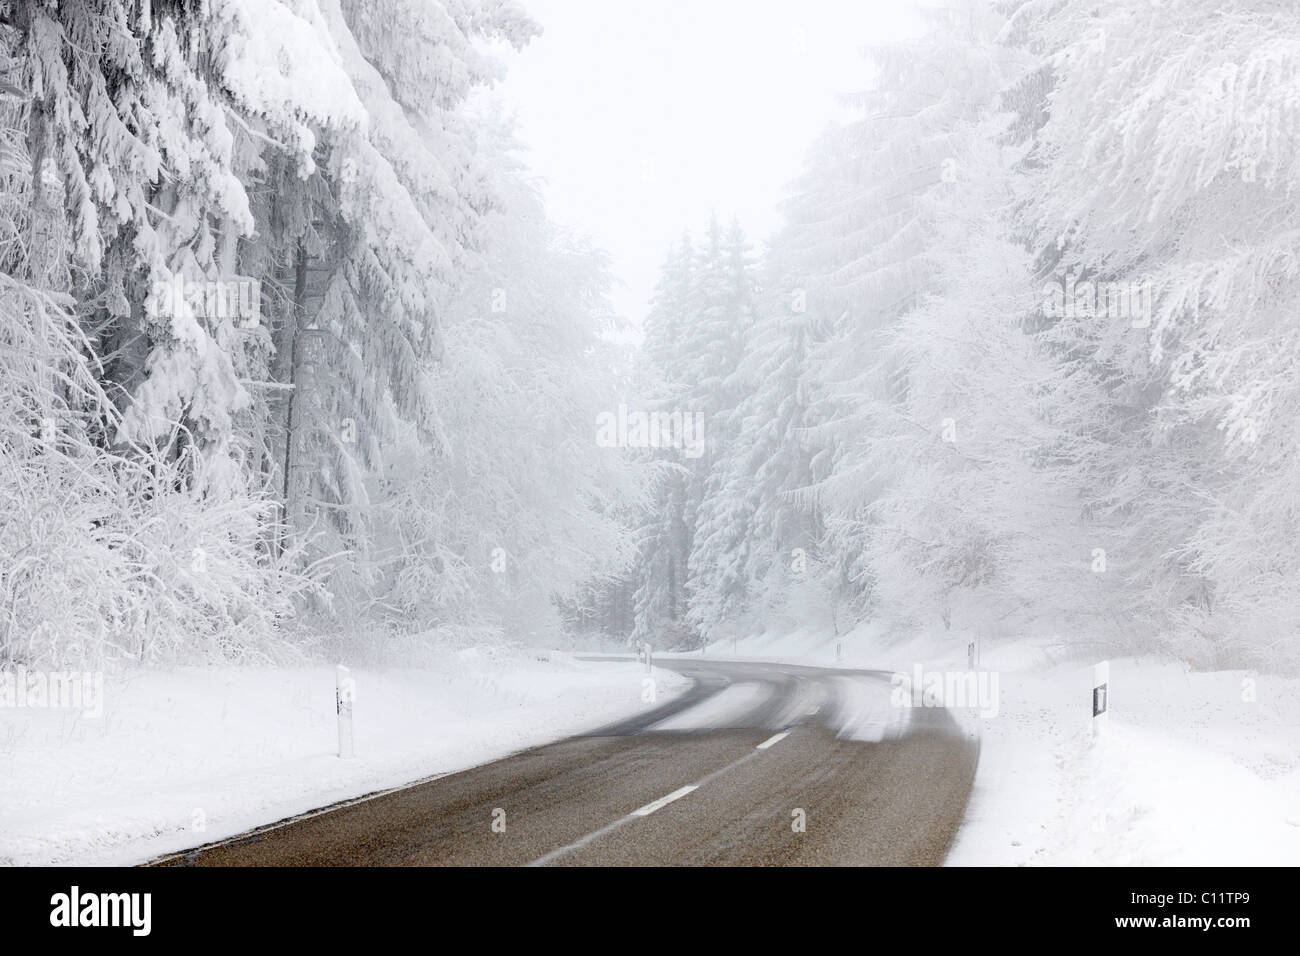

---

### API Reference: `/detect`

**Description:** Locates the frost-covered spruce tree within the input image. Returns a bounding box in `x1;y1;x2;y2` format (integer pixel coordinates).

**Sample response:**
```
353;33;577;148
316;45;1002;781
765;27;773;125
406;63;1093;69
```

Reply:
1007;0;1300;668
12;0;252;465
631;219;758;650
821;1;1081;637
262;0;538;608
0;0;327;664
777;1;1026;626
370;119;641;644
630;236;698;649
723;285;832;635
685;220;763;642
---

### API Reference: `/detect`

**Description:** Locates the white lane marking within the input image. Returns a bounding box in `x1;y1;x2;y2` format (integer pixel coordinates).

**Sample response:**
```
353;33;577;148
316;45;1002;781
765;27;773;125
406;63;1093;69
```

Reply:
528;747;766;866
756;730;790;750
631;784;698;817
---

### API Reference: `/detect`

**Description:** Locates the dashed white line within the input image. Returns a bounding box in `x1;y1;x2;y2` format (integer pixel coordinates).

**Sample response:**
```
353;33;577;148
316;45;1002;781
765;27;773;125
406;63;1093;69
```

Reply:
631;784;699;817
528;747;766;866
528;726;801;866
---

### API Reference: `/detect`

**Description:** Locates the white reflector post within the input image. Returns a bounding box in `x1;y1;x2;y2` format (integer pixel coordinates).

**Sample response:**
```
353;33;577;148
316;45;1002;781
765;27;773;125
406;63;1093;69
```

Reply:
1092;660;1109;738
336;664;354;759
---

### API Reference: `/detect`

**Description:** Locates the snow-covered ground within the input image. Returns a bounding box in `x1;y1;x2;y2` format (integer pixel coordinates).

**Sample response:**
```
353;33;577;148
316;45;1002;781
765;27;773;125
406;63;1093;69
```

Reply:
7;622;1294;868
0;648;687;867
948;650;1300;866
698;623;1300;866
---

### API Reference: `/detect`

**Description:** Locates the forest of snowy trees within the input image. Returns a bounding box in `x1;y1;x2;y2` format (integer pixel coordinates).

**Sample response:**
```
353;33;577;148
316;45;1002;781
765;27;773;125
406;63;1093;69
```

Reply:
2;0;1299;674
0;0;638;666
625;0;1300;674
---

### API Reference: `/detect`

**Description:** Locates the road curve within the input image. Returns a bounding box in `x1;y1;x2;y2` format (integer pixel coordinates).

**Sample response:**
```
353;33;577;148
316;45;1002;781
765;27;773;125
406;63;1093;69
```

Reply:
151;657;979;866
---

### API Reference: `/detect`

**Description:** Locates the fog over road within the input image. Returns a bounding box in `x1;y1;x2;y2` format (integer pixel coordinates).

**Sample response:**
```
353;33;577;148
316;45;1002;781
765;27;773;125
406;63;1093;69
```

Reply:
153;658;979;866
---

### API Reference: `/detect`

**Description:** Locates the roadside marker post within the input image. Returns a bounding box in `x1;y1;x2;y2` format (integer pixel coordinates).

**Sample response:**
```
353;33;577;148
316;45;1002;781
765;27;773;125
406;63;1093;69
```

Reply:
336;664;354;759
645;643;653;674
1092;660;1109;739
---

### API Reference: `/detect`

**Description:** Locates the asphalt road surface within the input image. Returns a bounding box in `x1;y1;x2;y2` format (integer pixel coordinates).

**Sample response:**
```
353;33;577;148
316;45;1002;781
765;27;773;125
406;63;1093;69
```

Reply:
152;657;980;866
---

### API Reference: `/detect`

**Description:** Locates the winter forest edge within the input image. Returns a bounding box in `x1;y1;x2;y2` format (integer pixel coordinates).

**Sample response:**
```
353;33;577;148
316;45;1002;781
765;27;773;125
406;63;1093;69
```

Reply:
3;0;1300;679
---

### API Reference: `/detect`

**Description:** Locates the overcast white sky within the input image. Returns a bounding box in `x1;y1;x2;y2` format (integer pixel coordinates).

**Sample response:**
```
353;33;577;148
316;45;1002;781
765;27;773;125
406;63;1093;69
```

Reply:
487;0;923;327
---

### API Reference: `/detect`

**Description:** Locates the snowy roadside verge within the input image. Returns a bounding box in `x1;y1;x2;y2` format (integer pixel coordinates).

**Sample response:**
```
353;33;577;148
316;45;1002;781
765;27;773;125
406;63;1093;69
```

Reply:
945;651;1300;866
699;624;1300;865
0;649;687;867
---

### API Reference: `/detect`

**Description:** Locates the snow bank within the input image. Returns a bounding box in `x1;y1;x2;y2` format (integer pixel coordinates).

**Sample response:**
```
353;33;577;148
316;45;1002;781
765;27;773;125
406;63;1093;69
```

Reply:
0;649;687;867
947;654;1300;866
